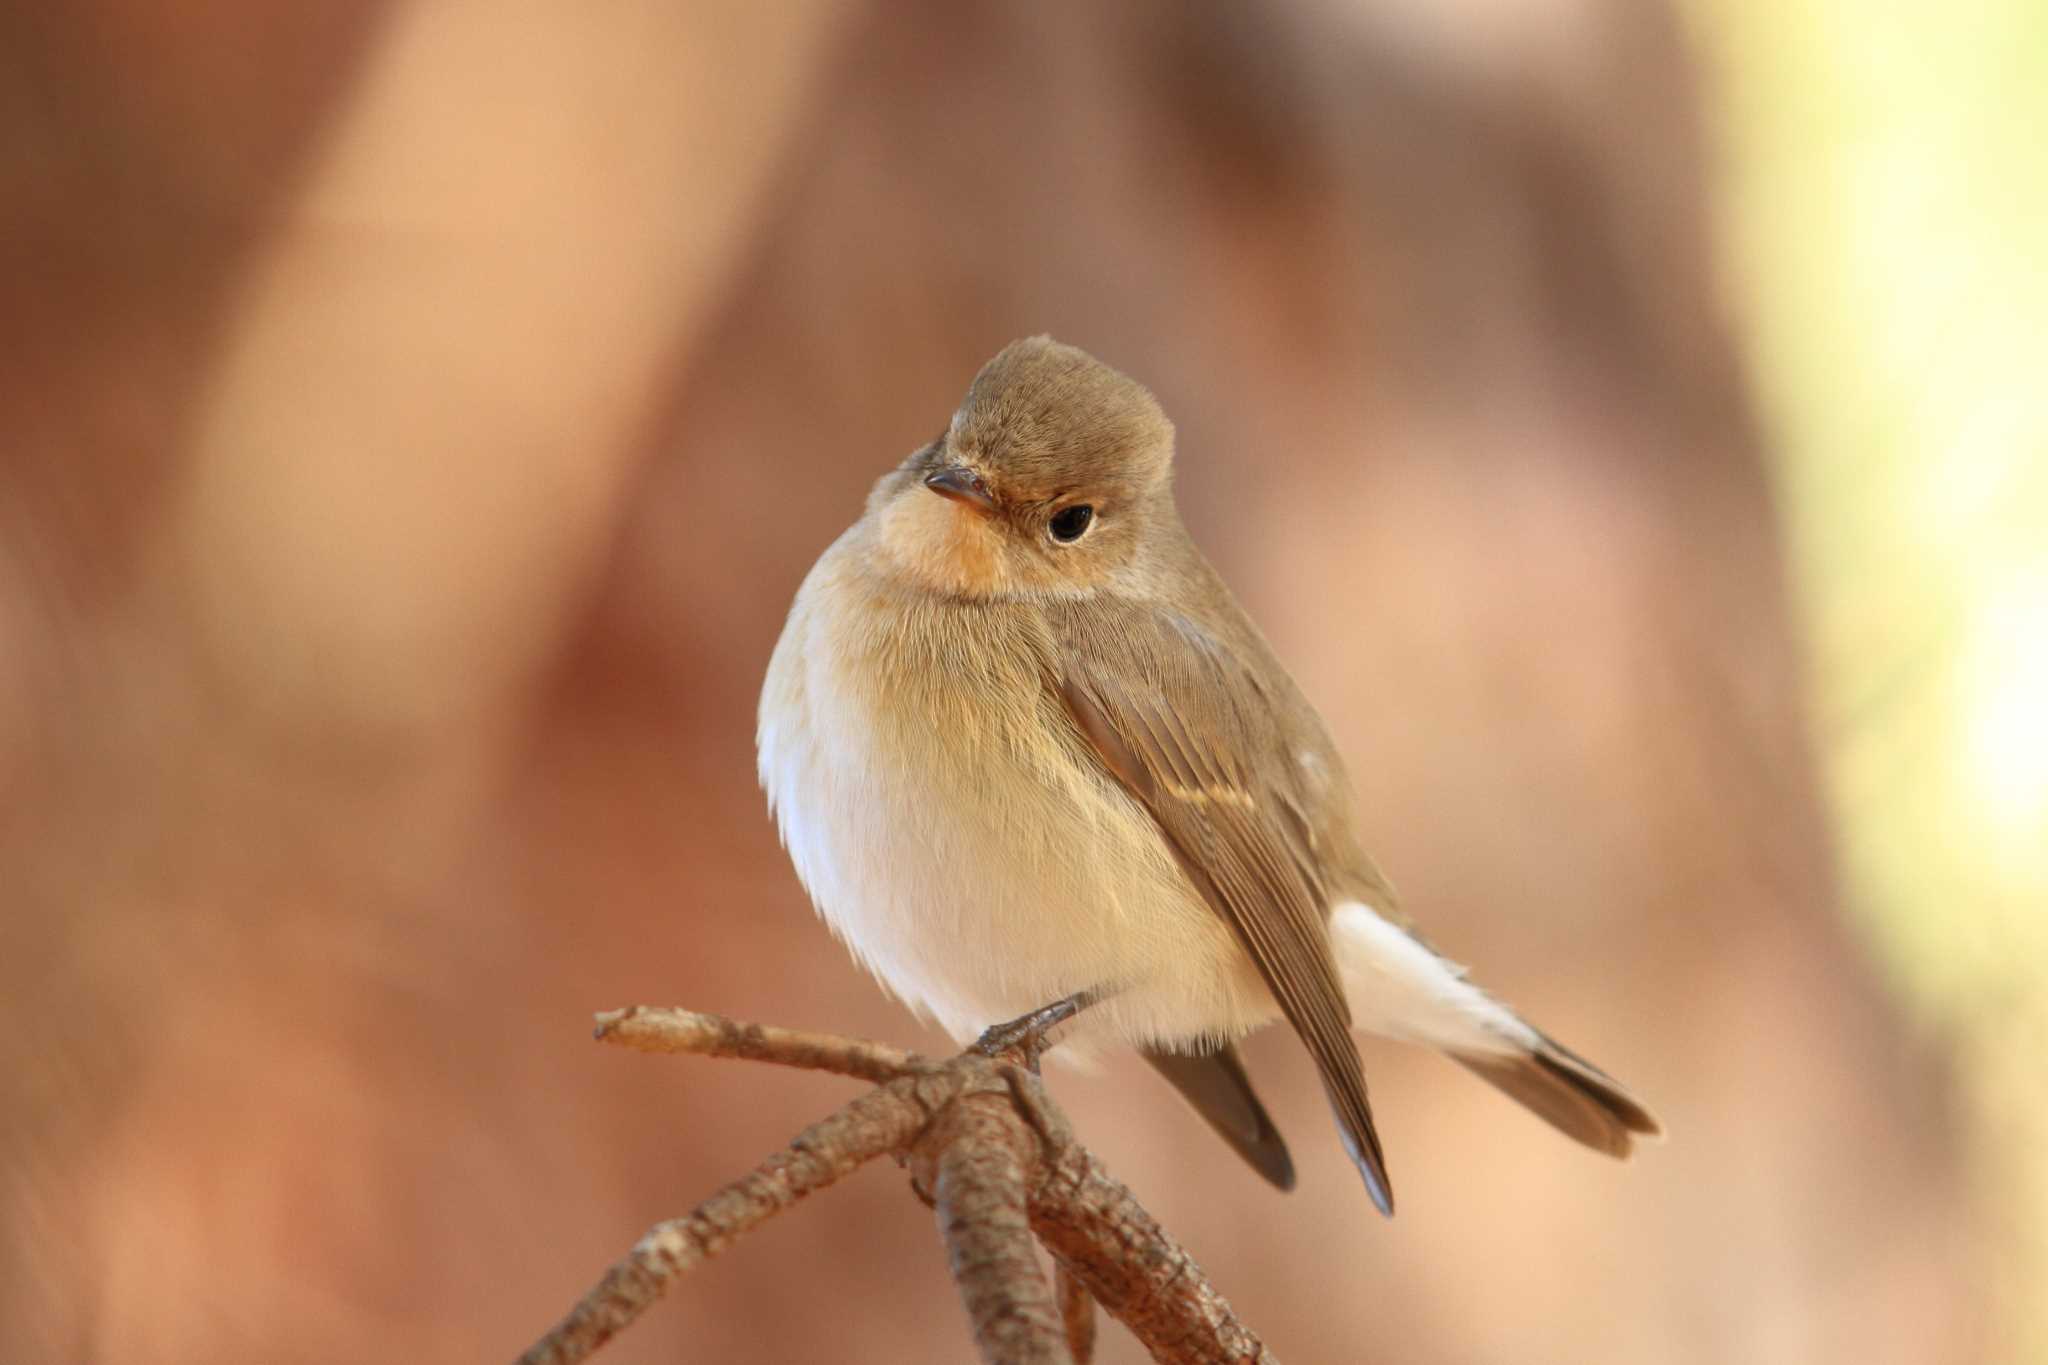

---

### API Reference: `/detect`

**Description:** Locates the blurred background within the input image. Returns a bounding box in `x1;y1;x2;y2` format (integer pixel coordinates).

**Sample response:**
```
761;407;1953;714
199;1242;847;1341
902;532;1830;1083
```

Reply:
2;2;2041;1361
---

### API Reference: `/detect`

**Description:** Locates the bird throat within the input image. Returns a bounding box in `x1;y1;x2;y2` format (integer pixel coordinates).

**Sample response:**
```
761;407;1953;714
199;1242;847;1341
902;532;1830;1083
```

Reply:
878;490;1009;598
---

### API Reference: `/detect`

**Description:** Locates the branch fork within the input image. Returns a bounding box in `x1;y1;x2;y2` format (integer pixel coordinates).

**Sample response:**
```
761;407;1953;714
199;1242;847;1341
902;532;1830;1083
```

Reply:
515;1006;1278;1365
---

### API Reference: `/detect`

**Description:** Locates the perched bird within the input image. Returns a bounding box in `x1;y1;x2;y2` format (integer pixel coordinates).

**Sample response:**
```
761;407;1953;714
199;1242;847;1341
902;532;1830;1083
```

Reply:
757;336;1660;1212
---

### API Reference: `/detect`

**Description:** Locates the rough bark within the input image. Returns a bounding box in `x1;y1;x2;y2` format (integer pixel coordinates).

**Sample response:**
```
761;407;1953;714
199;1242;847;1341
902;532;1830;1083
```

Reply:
514;1008;1279;1365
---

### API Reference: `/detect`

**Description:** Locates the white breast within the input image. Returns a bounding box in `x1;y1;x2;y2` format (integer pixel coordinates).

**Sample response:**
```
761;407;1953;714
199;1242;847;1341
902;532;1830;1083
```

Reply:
756;530;1273;1047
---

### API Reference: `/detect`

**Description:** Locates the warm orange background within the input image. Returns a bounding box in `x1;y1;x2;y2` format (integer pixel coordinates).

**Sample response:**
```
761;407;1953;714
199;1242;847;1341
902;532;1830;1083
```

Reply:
0;5;1987;1363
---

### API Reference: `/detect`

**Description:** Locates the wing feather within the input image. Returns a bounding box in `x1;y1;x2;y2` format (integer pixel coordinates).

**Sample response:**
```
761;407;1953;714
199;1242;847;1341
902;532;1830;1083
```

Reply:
1053;607;1395;1214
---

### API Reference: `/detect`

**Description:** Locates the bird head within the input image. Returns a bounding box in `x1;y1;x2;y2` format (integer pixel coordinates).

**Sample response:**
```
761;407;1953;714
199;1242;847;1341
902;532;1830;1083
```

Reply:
873;336;1176;600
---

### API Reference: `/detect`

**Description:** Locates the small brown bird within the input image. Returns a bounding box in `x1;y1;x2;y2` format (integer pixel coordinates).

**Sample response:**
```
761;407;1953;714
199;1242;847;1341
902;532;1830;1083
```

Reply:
758;336;1659;1212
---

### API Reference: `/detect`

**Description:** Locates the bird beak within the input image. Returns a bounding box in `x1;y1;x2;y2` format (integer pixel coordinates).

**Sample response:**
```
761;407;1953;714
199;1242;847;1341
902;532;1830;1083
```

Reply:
922;465;996;513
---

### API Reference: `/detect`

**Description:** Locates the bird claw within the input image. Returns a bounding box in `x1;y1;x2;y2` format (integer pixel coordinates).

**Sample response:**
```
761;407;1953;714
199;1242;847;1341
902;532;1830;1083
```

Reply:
971;991;1098;1071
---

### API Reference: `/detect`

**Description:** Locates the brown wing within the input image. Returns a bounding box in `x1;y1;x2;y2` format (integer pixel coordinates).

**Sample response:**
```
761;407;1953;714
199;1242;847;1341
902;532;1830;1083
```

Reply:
1052;602;1395;1215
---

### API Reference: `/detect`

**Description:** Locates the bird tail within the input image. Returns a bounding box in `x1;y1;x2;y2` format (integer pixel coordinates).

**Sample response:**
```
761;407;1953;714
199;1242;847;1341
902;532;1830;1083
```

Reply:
1329;901;1663;1157
1143;1043;1298;1190
1451;1034;1662;1156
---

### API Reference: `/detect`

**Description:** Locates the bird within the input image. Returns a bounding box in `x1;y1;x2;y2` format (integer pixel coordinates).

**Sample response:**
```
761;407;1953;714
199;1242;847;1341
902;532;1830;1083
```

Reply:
756;336;1660;1213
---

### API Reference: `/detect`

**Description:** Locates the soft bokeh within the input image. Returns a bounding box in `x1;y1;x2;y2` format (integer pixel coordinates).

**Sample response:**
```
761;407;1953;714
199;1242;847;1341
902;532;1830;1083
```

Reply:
1;3;2035;1362
1693;0;2048;1353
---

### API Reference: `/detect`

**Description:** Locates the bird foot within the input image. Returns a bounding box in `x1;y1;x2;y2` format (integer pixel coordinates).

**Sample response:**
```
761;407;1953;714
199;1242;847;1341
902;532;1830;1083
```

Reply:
971;991;1098;1071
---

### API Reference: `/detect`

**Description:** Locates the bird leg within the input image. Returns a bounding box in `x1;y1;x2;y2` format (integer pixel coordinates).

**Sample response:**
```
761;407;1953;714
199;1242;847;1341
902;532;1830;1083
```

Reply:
972;989;1101;1070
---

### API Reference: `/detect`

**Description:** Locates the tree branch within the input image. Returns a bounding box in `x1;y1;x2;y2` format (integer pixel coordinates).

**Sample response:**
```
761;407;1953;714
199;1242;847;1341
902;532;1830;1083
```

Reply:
592;1004;921;1082
1057;1261;1099;1365
515;1007;1279;1365
920;1090;1075;1364
1030;1142;1278;1365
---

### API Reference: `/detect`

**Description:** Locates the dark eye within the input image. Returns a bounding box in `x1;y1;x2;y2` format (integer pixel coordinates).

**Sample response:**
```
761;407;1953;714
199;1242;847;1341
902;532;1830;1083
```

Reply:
1048;504;1094;543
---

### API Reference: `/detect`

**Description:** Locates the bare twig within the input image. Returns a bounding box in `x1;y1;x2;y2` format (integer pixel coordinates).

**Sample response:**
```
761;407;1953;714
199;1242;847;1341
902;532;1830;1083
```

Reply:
516;1008;1279;1365
516;1075;936;1365
920;1089;1074;1364
1057;1261;1098;1365
593;1005;921;1082
1030;1141;1279;1365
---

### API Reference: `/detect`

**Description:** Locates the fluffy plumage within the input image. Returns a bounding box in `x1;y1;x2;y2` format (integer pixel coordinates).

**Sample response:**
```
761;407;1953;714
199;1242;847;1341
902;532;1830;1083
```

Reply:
758;336;1660;1213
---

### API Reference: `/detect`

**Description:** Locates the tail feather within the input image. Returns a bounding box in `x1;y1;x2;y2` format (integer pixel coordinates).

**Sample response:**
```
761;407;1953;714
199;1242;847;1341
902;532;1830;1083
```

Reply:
1330;900;1662;1158
1454;1035;1662;1158
1144;1044;1298;1191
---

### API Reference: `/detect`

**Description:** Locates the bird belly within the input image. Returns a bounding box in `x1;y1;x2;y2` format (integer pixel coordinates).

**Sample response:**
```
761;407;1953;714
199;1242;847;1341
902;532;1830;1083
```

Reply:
758;550;1274;1048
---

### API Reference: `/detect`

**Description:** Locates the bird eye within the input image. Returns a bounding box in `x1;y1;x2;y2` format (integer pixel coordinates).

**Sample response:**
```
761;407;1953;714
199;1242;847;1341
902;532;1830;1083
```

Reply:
1048;504;1094;543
